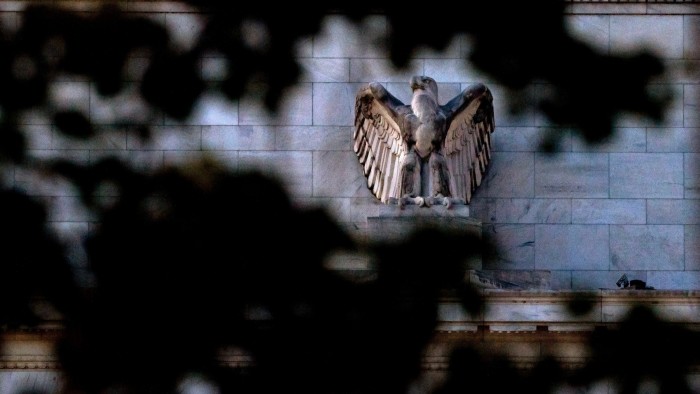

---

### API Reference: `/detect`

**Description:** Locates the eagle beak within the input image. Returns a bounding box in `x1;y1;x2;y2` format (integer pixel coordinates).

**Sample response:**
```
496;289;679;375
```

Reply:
410;76;424;91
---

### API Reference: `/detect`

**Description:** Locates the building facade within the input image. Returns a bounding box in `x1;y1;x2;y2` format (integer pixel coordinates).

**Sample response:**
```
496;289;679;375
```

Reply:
3;0;693;290
2;1;700;393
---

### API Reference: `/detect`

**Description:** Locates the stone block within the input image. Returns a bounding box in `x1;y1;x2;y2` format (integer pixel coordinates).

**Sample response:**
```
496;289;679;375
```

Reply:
565;15;610;54
199;56;227;82
126;2;188;12
437;302;472;322
647;199;700;224
313;15;387;58
23;125;53;150
202;125;275;151
366;210;482;269
615;84;683;128
571;128;646;153
494;127;571;153
610;225;684;270
647;127;700;152
686;153;700;197
17;107;53;125
490;198;571;224
464;197;491;223
437;83;463;107
50;81;90;114
14;166;82;197
296;196;385;224
349;58;424;83
127;151;165;173
239;151;313;197
483;224;535;270
648;4;700;15
489;84;536;127
424;59;488;84
323;250;371;271
129;126;202;150
275;126;352;151
367;204;475;232
665;60;700;84
1;164;14;188
47;196;95;222
299;58;349;82
564;4;647;15
572;199;646;224
0;371;64;394
549;271;572;290
123;55;149;81
90;84;155;125
164;13;203;52
28;148;90;163
535;225;610;270
484;298;598;323
313;151;370;198
203;151;240;170
164;151;226;167
414;36;462;59
477;269;551;290
88;150;129;165
239;83;311;126
176;93;239;126
295;36;313;58
0;12;19;32
610;153;684;198
685;84;700;127
535;153;608;198
53;128;127;151
647;271;700;291
603;290;700;320
686;225;700;270
50;221;89;266
482;152;534;198
312;83;360;126
610;15;684;59
383;82;413;104
685;15;700;59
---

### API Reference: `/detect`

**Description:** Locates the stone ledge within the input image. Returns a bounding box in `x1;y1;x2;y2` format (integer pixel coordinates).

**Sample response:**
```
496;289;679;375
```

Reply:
564;2;700;14
436;289;700;333
4;290;700;374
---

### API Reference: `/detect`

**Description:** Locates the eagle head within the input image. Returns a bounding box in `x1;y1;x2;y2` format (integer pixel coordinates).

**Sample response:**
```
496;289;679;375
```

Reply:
410;75;438;100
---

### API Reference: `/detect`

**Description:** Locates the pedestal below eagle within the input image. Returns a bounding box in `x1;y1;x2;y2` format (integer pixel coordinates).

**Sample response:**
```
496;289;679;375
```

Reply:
353;76;495;208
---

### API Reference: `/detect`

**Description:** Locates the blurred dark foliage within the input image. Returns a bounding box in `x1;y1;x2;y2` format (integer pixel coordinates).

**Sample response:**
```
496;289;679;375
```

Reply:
0;1;691;393
49;161;483;393
576;306;700;394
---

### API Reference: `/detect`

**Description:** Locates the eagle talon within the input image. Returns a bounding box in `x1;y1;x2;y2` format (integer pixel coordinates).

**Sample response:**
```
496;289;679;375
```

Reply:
444;197;453;209
398;197;407;209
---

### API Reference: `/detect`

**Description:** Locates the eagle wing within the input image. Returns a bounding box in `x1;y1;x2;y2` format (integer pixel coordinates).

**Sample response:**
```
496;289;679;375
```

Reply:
353;83;410;203
441;83;495;204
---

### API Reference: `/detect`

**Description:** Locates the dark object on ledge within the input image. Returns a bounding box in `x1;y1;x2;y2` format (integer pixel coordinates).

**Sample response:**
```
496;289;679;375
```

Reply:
616;274;655;290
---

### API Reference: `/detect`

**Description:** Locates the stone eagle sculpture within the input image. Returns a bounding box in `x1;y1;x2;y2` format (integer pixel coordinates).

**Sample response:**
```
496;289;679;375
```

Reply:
353;75;495;207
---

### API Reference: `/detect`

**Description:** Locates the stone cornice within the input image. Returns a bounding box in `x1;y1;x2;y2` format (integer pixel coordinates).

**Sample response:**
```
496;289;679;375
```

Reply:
4;290;700;371
436;289;700;334
0;327;63;370
564;0;700;13
564;0;700;2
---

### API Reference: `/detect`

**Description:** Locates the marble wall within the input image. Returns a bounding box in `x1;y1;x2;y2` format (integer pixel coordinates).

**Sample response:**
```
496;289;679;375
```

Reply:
1;2;699;290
